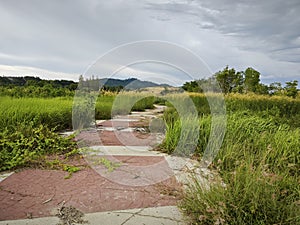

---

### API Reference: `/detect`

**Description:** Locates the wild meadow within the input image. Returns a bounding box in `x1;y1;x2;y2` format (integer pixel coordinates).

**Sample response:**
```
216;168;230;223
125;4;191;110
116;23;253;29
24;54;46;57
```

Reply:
160;93;300;224
0;92;158;171
0;87;299;224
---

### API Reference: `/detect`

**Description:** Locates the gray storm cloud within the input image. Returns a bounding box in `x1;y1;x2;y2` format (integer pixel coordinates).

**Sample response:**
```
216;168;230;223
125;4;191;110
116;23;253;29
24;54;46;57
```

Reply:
0;0;299;84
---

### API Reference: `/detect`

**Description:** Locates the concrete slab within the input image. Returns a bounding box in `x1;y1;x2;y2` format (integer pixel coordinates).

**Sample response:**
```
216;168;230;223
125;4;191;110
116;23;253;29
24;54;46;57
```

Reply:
83;155;179;187
0;206;185;225
0;172;14;183
111;118;139;122
97;127;135;132
121;206;185;225
87;145;167;156
0;216;60;225
59;130;75;137
76;130;160;146
164;155;222;190
96;119;106;124
130;111;156;117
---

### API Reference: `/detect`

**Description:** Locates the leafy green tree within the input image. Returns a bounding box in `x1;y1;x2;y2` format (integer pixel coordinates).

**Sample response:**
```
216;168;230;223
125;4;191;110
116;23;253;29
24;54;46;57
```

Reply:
284;80;298;98
244;67;260;93
68;83;78;91
269;82;283;95
101;85;124;92
256;83;269;95
214;66;243;94
182;80;203;92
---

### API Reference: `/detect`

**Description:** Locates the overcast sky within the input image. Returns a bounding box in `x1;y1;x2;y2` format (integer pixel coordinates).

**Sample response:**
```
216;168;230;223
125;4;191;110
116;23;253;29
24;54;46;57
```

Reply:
0;0;300;86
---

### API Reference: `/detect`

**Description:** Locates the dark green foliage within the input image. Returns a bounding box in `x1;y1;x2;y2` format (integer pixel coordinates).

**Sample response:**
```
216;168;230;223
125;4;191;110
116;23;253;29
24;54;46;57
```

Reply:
285;80;298;98
0;85;76;98
0;76;77;88
0;76;77;98
101;85;124;92
0;123;77;171
214;66;244;94
256;83;269;95
183;66;299;98
132;96;156;111
0;76;41;86
269;82;283;95
244;67;260;93
182;80;203;92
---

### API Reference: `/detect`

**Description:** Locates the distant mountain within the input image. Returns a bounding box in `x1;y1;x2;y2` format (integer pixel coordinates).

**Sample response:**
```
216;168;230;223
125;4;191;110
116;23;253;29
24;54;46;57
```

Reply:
99;78;170;89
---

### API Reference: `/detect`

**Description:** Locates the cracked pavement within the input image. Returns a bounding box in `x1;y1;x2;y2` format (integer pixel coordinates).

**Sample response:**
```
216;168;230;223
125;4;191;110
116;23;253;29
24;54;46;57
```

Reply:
0;105;189;224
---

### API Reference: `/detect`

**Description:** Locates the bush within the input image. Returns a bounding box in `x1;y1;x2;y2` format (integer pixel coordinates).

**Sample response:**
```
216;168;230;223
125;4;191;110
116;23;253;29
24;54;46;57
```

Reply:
0;123;77;171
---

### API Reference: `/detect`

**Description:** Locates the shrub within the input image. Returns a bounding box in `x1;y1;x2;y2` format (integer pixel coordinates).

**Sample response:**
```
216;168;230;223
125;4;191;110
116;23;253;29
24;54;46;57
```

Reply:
0;123;77;171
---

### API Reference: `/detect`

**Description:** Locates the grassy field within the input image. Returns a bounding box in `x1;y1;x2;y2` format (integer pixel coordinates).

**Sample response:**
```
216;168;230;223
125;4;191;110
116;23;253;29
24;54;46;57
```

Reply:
177;111;299;224
0;96;74;132
0;92;158;171
0;92;158;131
0;92;299;224
160;93;300;224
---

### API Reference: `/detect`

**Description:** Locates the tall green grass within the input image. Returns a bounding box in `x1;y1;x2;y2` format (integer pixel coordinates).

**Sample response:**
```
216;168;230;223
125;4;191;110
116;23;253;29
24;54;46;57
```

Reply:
180;112;299;224
0;93;158;131
160;93;300;224
95;94;115;119
0;96;73;131
188;92;300;128
161;108;211;157
188;93;300;116
111;92;156;115
0;92;158;171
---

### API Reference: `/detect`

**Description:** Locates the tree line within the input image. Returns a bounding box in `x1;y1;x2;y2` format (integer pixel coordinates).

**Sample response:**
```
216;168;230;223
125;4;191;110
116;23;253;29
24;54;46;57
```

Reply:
182;66;299;98
0;75;125;97
1;71;298;98
0;76;77;98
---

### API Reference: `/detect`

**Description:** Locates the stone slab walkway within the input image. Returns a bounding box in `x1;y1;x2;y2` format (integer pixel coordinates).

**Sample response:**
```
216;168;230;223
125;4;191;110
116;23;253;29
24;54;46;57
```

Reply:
0;105;211;224
0;206;184;225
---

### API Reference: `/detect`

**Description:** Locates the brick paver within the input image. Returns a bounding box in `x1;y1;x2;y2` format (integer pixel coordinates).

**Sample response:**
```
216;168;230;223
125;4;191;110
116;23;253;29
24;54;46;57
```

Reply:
0;107;183;221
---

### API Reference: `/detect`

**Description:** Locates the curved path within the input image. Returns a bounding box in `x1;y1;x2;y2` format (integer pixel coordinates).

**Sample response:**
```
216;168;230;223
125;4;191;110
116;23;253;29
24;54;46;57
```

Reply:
0;105;212;225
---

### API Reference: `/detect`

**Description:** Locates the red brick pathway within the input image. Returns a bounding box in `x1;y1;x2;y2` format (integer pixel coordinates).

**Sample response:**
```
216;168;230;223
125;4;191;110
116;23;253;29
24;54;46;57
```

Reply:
0;166;180;220
0;111;182;221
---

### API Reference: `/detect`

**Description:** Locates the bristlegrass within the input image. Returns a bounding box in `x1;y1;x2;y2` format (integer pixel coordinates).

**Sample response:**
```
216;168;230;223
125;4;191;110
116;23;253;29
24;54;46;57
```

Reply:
161;93;300;225
0;93;157;131
0;96;73;131
177;111;300;225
